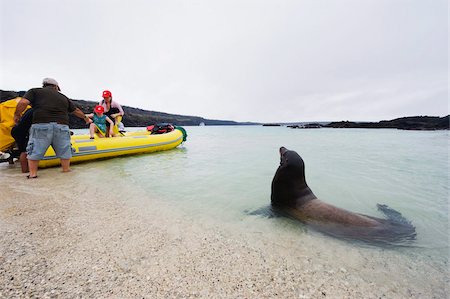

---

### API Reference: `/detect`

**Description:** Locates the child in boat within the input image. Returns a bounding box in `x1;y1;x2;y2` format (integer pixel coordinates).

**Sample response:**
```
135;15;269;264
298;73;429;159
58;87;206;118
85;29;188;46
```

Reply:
86;105;114;139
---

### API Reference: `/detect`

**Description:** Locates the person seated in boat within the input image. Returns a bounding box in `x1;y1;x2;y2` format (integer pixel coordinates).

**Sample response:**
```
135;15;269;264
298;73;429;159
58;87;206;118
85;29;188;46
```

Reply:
99;90;124;136
86;105;114;139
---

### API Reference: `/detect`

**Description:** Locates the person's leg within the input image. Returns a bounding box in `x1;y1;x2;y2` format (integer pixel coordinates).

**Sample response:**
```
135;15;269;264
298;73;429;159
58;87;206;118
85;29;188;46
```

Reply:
28;159;39;177
104;123;110;137
52;124;73;172
19;152;28;173
89;123;95;138
97;127;105;138
14;131;30;172
60;159;71;172
26;123;52;178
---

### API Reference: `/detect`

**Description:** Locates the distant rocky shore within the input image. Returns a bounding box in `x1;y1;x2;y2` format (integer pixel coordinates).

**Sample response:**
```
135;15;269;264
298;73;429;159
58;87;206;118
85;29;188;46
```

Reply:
324;116;449;130
267;116;449;131
2;89;448;130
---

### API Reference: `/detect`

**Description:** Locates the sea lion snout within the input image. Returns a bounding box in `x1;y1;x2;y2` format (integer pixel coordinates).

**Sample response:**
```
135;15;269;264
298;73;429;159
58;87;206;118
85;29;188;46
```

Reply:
279;147;288;155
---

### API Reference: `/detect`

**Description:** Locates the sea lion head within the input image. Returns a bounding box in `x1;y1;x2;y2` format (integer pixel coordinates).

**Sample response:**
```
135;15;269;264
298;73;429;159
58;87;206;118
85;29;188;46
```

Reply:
271;147;316;207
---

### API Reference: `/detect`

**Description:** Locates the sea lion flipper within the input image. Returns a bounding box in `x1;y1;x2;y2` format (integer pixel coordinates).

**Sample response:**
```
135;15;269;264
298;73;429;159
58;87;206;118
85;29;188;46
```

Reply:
245;206;281;218
377;204;411;225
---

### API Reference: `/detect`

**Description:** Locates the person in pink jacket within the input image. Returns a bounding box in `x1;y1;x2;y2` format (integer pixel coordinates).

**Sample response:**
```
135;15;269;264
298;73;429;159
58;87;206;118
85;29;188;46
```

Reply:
99;90;124;126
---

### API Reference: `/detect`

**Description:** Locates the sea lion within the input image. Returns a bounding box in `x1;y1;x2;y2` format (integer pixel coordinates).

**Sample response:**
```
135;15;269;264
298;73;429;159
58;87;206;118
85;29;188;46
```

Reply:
271;147;416;244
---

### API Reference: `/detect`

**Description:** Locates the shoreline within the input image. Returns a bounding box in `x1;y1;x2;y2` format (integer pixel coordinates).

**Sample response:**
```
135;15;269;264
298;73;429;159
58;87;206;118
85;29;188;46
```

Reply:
0;166;447;298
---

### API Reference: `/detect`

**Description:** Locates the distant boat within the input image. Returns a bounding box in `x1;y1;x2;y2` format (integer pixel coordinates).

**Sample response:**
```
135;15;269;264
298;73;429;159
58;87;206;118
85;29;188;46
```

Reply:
262;123;281;127
199;122;205;126
288;123;322;129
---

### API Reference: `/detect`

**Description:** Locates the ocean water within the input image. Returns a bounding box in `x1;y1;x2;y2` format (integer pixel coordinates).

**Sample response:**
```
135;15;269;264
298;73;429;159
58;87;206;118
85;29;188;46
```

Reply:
90;126;449;247
3;126;449;294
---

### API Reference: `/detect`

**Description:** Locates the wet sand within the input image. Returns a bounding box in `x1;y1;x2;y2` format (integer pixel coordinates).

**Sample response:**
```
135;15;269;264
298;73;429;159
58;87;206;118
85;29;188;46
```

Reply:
0;166;447;298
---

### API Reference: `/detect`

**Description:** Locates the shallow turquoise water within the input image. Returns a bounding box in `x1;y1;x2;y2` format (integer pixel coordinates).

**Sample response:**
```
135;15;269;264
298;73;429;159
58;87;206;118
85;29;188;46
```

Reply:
76;126;448;250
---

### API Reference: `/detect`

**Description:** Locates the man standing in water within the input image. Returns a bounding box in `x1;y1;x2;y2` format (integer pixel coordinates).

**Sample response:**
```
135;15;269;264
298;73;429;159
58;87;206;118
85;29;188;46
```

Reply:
14;78;92;178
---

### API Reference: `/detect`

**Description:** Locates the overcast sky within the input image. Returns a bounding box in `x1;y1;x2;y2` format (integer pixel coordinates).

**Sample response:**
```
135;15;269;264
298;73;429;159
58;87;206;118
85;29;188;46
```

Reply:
1;0;448;122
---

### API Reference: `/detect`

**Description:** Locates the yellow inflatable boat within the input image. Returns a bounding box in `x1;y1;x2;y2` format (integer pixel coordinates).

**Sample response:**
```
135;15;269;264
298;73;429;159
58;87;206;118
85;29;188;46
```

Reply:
38;127;187;168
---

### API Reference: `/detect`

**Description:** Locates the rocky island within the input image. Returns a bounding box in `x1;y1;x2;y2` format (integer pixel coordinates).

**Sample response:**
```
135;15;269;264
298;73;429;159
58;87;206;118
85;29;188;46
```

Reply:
324;116;449;130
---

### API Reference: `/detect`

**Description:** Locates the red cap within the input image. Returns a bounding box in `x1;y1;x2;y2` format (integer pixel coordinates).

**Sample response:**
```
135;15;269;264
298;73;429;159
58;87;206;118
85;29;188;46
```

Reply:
102;90;112;98
94;105;104;113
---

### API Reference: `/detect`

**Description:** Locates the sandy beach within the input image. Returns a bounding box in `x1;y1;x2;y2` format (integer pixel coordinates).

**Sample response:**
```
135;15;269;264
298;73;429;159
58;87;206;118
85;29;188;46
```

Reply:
0;166;447;298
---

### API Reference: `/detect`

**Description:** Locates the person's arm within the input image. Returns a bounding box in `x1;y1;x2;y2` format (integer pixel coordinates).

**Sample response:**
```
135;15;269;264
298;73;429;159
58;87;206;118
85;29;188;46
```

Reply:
14;98;31;124
106;116;114;127
106;116;114;135
67;99;91;124
72;108;92;124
